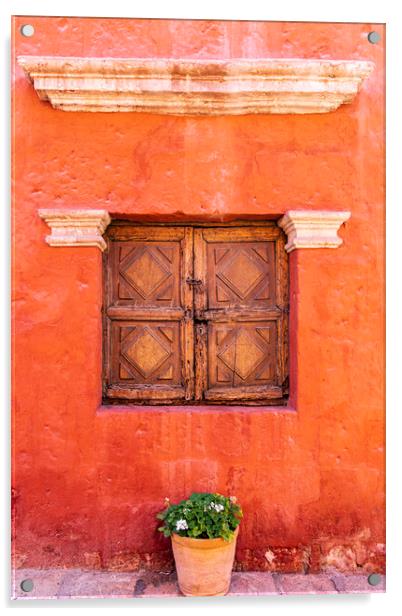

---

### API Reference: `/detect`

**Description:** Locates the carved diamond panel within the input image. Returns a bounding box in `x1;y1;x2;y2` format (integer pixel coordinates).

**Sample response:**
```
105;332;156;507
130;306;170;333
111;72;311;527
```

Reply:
112;321;181;386
209;322;278;388
124;328;170;377
220;251;264;299
218;329;265;380
116;242;180;306
207;241;275;308
124;250;170;299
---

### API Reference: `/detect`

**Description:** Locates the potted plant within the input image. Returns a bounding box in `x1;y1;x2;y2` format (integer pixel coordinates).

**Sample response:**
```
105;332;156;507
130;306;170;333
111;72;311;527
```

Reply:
157;492;243;596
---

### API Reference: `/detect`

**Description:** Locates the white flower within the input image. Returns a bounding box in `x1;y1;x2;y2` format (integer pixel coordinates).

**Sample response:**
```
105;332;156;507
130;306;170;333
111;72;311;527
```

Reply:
176;519;188;531
229;496;237;504
209;502;224;513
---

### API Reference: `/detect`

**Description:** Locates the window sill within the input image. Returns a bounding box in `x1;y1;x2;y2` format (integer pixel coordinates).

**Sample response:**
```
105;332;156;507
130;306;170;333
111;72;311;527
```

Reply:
96;403;296;415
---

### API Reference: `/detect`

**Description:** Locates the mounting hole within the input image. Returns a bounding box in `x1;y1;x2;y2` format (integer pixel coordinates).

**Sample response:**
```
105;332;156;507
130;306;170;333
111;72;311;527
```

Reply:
368;31;380;44
367;573;381;586
20;578;34;592
20;24;35;37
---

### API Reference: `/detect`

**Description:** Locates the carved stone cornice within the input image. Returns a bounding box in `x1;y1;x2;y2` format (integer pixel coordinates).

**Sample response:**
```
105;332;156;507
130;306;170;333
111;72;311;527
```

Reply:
17;56;374;115
38;209;111;251
278;210;351;252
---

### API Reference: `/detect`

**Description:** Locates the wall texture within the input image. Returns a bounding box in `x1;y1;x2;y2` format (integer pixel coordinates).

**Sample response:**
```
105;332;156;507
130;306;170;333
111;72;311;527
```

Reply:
12;16;385;573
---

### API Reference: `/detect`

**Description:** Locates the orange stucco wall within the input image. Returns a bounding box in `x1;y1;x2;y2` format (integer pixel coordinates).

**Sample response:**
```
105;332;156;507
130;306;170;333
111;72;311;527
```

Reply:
12;16;385;573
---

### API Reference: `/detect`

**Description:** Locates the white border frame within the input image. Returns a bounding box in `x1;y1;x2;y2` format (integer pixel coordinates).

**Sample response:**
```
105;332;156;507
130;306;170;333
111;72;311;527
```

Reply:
3;2;399;615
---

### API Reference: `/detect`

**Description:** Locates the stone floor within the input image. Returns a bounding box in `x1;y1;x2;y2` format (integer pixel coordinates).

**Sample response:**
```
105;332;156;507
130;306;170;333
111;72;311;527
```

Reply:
12;569;386;600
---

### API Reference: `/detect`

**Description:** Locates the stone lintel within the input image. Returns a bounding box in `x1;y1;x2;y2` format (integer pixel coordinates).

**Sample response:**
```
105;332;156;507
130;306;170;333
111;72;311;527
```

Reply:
38;209;111;251
278;210;351;252
17;56;374;115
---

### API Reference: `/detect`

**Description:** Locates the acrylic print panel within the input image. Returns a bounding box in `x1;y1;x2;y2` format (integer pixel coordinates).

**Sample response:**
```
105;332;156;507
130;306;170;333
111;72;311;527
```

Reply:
11;15;385;599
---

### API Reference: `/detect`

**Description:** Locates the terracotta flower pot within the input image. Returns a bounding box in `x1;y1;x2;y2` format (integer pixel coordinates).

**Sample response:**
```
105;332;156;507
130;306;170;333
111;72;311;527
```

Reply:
171;527;239;596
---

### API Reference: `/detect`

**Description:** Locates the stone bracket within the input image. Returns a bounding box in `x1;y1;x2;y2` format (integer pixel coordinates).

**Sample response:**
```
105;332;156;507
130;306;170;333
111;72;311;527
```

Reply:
278;210;351;253
38;209;111;251
17;56;374;115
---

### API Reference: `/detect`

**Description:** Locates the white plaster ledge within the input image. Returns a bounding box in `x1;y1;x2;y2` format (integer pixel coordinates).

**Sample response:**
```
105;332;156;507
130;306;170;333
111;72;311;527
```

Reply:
38;209;111;251
17;56;374;115
278;210;351;252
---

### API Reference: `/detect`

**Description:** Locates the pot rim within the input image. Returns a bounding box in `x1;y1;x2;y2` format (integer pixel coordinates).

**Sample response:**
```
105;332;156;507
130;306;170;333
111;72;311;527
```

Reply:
171;525;239;549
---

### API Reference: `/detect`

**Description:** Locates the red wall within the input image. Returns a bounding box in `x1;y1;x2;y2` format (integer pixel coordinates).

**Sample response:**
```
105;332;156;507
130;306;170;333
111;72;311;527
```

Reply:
12;16;385;573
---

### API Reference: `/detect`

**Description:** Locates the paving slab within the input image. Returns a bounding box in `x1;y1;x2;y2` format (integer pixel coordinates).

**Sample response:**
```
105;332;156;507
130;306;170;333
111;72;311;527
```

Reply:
132;571;180;597
228;572;277;596
276;573;337;594
57;570;139;599
331;572;386;594
13;568;67;600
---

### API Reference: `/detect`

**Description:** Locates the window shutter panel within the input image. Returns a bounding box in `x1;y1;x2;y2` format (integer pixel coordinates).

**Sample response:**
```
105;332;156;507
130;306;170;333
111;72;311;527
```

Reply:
104;226;194;402
194;226;288;403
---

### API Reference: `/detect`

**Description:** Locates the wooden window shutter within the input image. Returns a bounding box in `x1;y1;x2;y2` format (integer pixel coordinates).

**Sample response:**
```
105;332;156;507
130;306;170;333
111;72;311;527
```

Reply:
104;226;194;402
104;223;288;405
193;226;288;403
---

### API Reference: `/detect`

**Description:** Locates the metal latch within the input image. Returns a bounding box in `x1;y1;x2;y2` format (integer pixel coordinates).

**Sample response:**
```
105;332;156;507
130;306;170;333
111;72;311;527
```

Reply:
184;308;194;320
